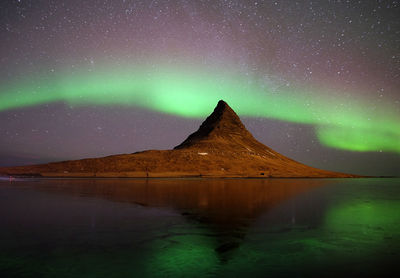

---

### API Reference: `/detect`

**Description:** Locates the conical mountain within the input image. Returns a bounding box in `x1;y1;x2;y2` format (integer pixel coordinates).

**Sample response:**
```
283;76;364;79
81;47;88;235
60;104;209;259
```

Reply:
0;100;357;178
174;100;254;149
174;100;282;161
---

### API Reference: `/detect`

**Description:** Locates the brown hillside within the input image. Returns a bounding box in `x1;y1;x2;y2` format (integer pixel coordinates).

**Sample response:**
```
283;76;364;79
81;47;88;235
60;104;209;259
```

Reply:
0;100;356;178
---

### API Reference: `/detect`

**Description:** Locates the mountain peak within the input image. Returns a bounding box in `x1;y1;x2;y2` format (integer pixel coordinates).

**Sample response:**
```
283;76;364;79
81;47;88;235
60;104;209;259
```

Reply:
214;99;230;110
174;100;252;149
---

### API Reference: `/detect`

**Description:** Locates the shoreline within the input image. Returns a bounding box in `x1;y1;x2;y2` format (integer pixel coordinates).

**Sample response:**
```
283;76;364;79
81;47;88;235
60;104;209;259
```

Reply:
0;173;373;179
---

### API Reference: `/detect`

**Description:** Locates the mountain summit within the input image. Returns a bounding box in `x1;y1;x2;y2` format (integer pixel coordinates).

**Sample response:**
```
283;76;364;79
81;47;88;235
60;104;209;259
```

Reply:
174;100;253;149
174;100;281;162
0;100;356;178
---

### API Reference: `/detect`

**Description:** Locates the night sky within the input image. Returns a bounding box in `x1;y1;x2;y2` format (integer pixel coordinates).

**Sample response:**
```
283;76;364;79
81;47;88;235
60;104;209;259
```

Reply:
0;0;399;176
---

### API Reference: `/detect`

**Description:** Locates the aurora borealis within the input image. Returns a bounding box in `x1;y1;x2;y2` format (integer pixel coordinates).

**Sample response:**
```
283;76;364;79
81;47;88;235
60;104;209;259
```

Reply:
0;0;399;175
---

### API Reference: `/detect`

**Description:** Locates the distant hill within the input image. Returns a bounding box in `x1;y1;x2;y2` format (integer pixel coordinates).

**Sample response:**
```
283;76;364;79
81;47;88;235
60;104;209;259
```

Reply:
0;100;356;178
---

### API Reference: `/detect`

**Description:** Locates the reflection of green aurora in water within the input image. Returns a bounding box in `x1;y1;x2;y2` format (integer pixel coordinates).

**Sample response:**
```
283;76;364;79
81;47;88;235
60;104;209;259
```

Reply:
0;65;399;153
324;200;400;242
147;234;218;277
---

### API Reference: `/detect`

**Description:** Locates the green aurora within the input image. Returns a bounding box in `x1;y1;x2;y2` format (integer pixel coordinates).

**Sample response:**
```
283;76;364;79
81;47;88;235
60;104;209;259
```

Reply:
1;65;399;153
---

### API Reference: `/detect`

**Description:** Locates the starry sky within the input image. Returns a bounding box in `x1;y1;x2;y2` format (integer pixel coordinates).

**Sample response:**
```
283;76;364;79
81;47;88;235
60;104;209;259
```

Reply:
0;0;399;176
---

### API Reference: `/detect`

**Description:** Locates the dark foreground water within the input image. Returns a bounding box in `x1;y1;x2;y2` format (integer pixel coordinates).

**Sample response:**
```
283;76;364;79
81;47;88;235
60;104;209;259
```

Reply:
0;178;399;277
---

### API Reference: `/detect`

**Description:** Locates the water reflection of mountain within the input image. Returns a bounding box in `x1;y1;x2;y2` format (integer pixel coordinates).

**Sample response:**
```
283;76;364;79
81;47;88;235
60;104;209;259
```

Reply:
32;179;328;222
28;178;330;261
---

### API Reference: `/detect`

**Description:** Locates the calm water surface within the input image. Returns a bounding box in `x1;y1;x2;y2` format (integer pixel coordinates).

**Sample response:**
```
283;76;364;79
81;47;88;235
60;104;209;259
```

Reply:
0;178;399;277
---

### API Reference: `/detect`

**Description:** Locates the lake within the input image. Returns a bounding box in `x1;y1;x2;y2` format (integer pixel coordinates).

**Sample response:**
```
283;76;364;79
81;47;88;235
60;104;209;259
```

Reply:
0;178;399;277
